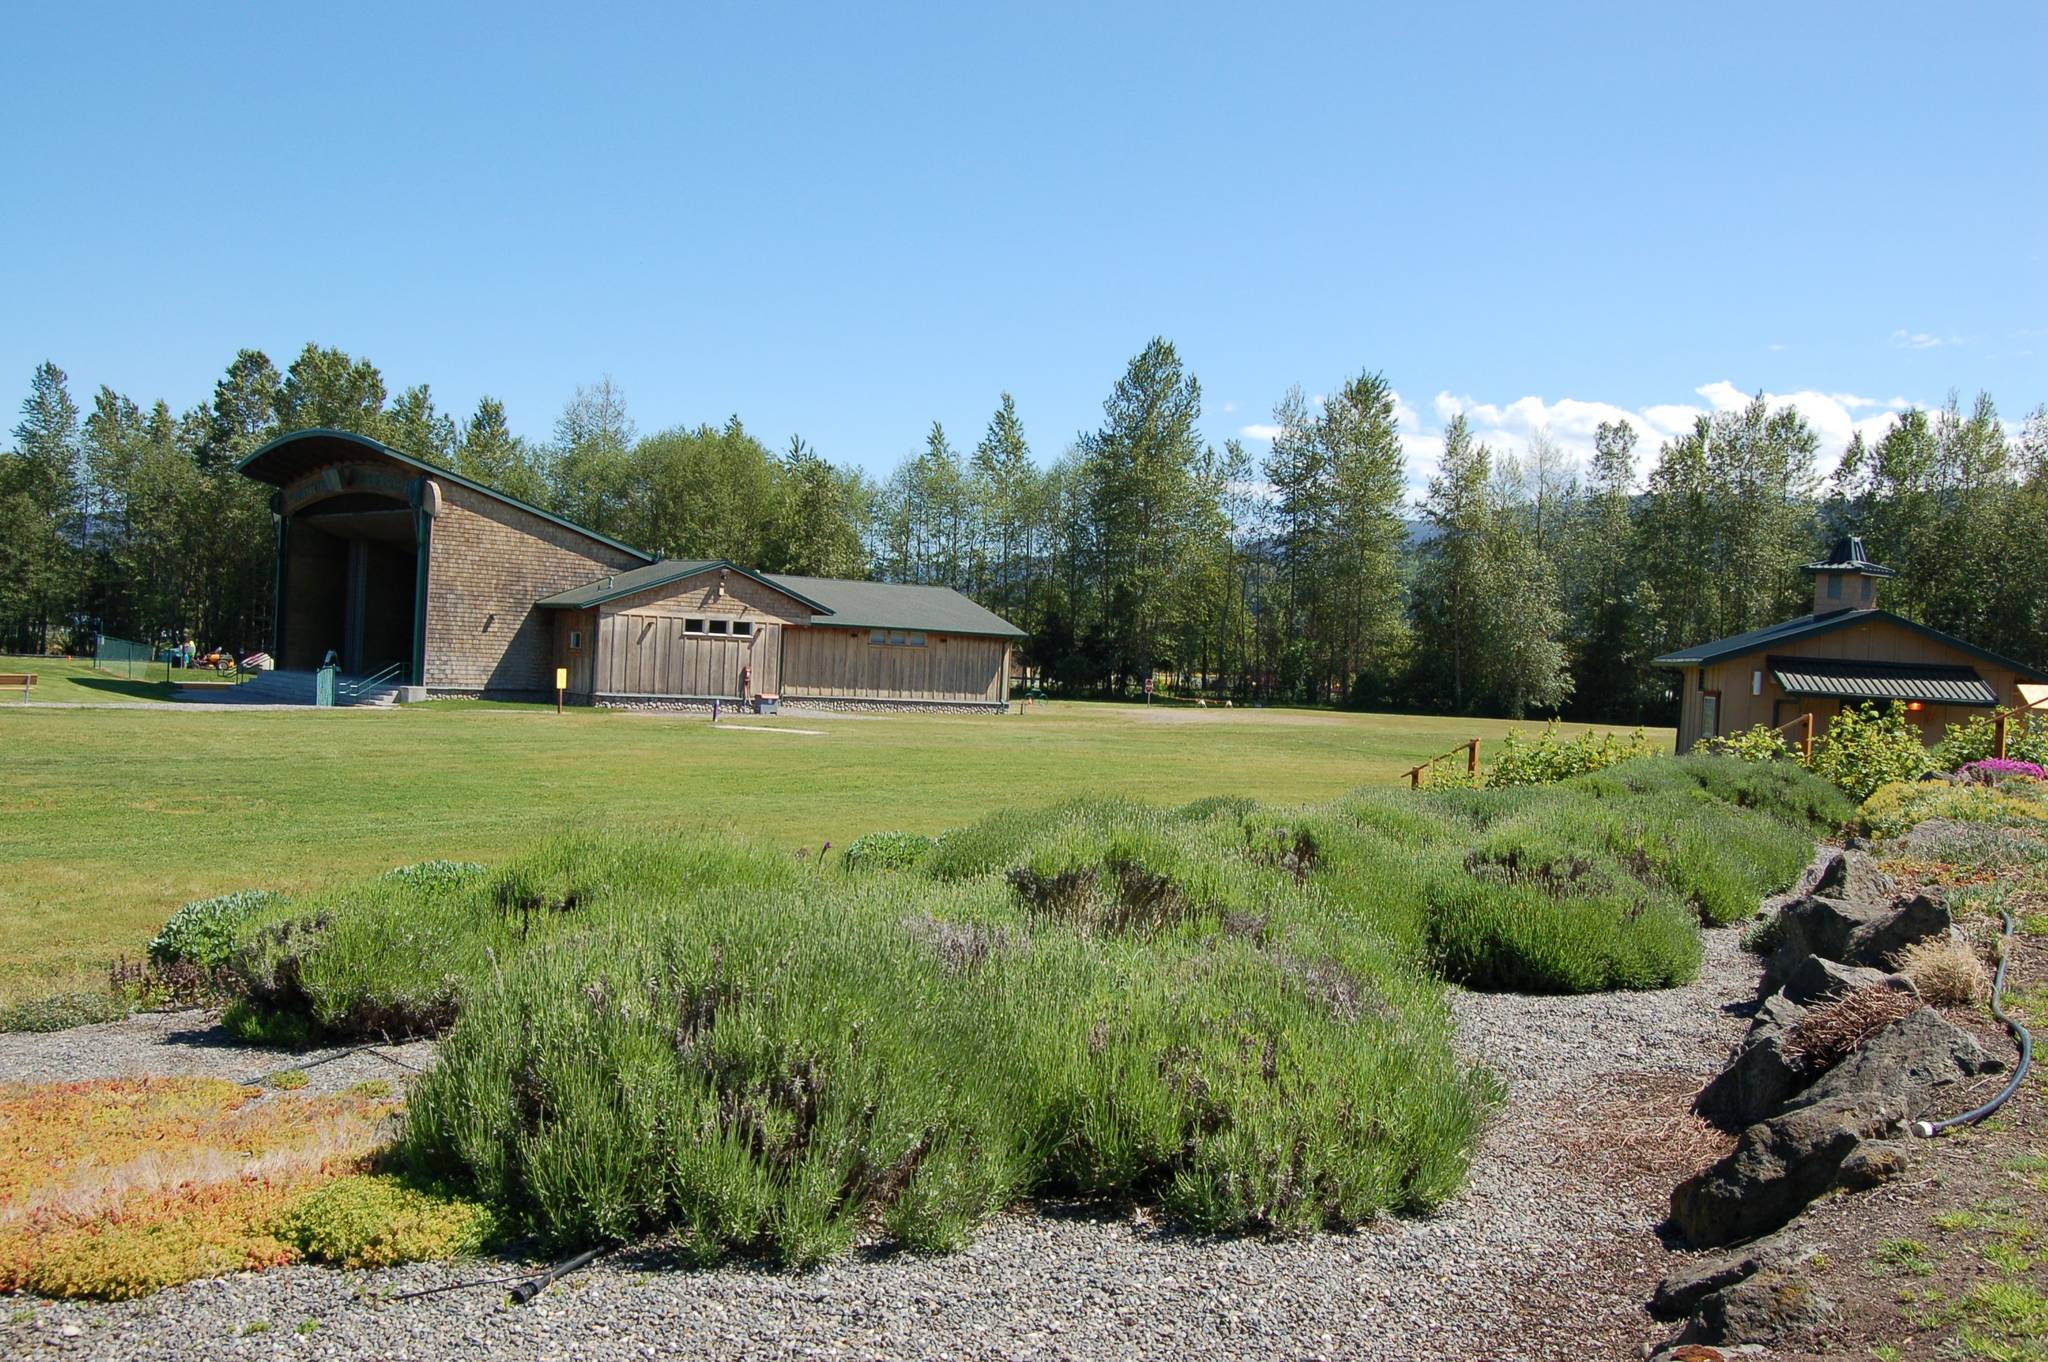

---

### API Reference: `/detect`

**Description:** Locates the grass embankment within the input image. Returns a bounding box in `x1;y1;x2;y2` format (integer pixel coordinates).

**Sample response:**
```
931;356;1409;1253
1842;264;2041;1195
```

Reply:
184;755;1844;1268
0;655;184;704
0;700;1669;1002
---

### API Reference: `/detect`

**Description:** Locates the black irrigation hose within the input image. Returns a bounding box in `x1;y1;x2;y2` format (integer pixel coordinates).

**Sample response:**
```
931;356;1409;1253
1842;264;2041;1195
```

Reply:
237;1041;426;1089
508;1247;608;1304
1913;909;2034;1137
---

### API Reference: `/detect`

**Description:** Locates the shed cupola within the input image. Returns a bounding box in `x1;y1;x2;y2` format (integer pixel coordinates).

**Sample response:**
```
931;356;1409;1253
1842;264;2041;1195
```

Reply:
1803;535;1895;615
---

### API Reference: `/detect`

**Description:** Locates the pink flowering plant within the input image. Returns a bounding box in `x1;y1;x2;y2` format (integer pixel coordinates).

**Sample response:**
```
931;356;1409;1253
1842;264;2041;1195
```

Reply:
1958;757;2048;784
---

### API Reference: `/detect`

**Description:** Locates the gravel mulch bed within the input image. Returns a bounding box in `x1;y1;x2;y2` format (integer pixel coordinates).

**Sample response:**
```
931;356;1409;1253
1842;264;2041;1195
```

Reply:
0;933;1763;1361
0;1009;436;1094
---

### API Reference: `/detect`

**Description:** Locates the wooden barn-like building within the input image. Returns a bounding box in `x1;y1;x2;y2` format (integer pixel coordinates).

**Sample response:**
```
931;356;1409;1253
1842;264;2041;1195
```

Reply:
237;428;1022;710
1653;536;2047;752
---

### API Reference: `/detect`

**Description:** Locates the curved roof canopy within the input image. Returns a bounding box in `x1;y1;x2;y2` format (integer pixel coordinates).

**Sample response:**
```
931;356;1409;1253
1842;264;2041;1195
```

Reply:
1802;534;1896;578
237;428;653;563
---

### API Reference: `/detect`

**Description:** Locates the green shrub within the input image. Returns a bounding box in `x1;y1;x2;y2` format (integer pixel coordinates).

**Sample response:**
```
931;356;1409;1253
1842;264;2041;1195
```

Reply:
0;990;129;1034
400;852;1491;1260
1810;702;1933;801
225;834;805;1043
1934;713;2048;771
1859;778;2048;841
380;860;488;891
269;1174;498;1268
1694;723;1797;763
147;890;283;970
217;753;1833;1264
842;831;937;873
1483;722;1656;788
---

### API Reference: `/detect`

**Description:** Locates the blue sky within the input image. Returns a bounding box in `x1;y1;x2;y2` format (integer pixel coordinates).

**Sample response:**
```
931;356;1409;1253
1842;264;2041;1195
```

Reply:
4;2;2042;486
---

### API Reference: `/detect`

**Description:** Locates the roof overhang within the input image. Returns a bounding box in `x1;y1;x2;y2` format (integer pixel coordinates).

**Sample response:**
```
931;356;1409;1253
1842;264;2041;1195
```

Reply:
1768;655;1998;707
239;428;654;564
535;559;836;615
1653;609;2048;682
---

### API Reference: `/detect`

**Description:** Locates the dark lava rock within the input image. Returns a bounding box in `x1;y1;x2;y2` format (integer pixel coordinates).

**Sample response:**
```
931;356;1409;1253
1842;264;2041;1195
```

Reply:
1692;1268;1835;1345
1807;848;1897;905
1695;996;1808;1130
1670;1095;1903;1248
1788;1007;2001;1120
1650;1226;1820;1320
1776;954;1914;1008
1836;1139;1912;1189
1763;891;1950;988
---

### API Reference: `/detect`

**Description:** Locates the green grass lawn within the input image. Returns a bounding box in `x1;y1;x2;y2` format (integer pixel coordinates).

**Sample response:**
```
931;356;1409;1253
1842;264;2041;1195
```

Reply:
0;697;1669;1002
0;655;209;704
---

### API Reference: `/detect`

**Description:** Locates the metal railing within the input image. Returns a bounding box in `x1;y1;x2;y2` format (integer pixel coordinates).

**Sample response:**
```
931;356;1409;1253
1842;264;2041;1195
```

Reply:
337;662;404;706
1402;737;1482;788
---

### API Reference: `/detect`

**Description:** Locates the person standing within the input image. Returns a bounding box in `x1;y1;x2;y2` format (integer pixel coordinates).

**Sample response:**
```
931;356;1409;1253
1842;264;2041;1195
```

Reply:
739;661;753;708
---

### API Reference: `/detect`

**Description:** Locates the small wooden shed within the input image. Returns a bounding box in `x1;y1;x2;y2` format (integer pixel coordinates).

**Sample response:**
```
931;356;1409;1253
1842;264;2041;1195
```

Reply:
537;560;1023;710
1653;537;2048;752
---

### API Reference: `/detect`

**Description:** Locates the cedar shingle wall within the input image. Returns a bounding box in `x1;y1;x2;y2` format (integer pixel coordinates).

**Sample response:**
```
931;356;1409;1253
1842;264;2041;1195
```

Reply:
425;482;642;692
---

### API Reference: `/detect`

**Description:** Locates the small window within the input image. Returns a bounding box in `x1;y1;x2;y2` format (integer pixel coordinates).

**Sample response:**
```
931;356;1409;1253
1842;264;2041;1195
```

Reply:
1860;577;1873;605
709;618;730;635
1827;575;1842;600
732;620;753;637
907;631;925;647
683;618;706;634
1751;669;1762;696
567;630;583;652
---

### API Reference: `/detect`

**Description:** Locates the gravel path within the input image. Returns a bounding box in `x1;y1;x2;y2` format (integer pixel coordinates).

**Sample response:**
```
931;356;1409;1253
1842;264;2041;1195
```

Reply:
1;933;1762;1361
0;1010;436;1094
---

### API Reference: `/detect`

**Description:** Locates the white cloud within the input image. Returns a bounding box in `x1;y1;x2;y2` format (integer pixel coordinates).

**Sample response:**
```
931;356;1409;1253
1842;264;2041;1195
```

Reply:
1220;401;1237;414
1407;381;1928;498
1891;328;1961;350
1230;379;1930;502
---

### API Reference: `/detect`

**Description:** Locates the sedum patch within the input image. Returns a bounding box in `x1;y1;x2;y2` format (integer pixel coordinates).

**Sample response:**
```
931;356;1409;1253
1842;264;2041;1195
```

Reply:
0;1078;491;1299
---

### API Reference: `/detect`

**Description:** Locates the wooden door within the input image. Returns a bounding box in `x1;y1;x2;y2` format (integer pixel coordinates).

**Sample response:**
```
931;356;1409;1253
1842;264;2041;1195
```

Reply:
751;624;781;695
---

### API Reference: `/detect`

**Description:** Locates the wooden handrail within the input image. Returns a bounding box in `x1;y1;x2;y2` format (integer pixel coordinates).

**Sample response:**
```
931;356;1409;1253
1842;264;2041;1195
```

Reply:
1770;710;1816;761
1403;737;1482;788
1993;692;2048;759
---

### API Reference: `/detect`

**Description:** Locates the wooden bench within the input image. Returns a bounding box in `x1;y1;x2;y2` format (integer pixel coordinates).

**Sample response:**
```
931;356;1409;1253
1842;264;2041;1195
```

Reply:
0;673;37;700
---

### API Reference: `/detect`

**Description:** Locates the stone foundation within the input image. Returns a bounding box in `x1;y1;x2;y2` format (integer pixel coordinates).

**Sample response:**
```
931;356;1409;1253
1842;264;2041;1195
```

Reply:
594;695;1009;716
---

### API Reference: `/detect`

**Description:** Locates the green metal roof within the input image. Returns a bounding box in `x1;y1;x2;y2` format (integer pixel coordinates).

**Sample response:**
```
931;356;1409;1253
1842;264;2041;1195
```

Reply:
1652;608;2048;681
238;428;655;564
1770;656;1998;707
535;560;833;613
763;575;1026;638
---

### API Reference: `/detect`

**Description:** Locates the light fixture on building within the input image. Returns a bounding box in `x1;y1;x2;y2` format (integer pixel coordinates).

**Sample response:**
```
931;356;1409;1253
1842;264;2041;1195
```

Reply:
1906;701;1925;712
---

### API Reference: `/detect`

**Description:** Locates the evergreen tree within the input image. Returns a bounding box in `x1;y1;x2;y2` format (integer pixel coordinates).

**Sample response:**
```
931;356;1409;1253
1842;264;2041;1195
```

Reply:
199;349;281;471
1;363;84;650
274;344;390;438
768;437;866;577
1080;338;1208;689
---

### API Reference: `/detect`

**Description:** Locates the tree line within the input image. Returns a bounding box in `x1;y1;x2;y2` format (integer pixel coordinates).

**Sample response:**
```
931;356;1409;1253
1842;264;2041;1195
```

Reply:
3;338;2043;722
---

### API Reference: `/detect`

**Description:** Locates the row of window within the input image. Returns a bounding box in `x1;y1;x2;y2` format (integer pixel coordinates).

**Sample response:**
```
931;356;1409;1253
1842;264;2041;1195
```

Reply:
683;618;754;637
869;630;926;648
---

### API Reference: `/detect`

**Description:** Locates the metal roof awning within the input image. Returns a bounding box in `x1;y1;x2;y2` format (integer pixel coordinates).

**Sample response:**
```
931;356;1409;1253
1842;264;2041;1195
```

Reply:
1769;655;1999;707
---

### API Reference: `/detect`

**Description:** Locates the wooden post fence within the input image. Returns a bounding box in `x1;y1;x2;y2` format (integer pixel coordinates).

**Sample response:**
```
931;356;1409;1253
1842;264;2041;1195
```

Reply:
1993;692;2048;759
1403;737;1482;788
1770;710;1816;761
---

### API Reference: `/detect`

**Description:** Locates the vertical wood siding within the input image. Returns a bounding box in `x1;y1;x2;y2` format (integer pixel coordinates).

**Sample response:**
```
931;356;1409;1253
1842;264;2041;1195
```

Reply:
780;628;1005;703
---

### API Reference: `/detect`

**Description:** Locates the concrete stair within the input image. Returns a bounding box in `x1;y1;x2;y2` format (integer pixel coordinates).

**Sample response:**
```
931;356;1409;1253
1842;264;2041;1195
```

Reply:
175;669;404;707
